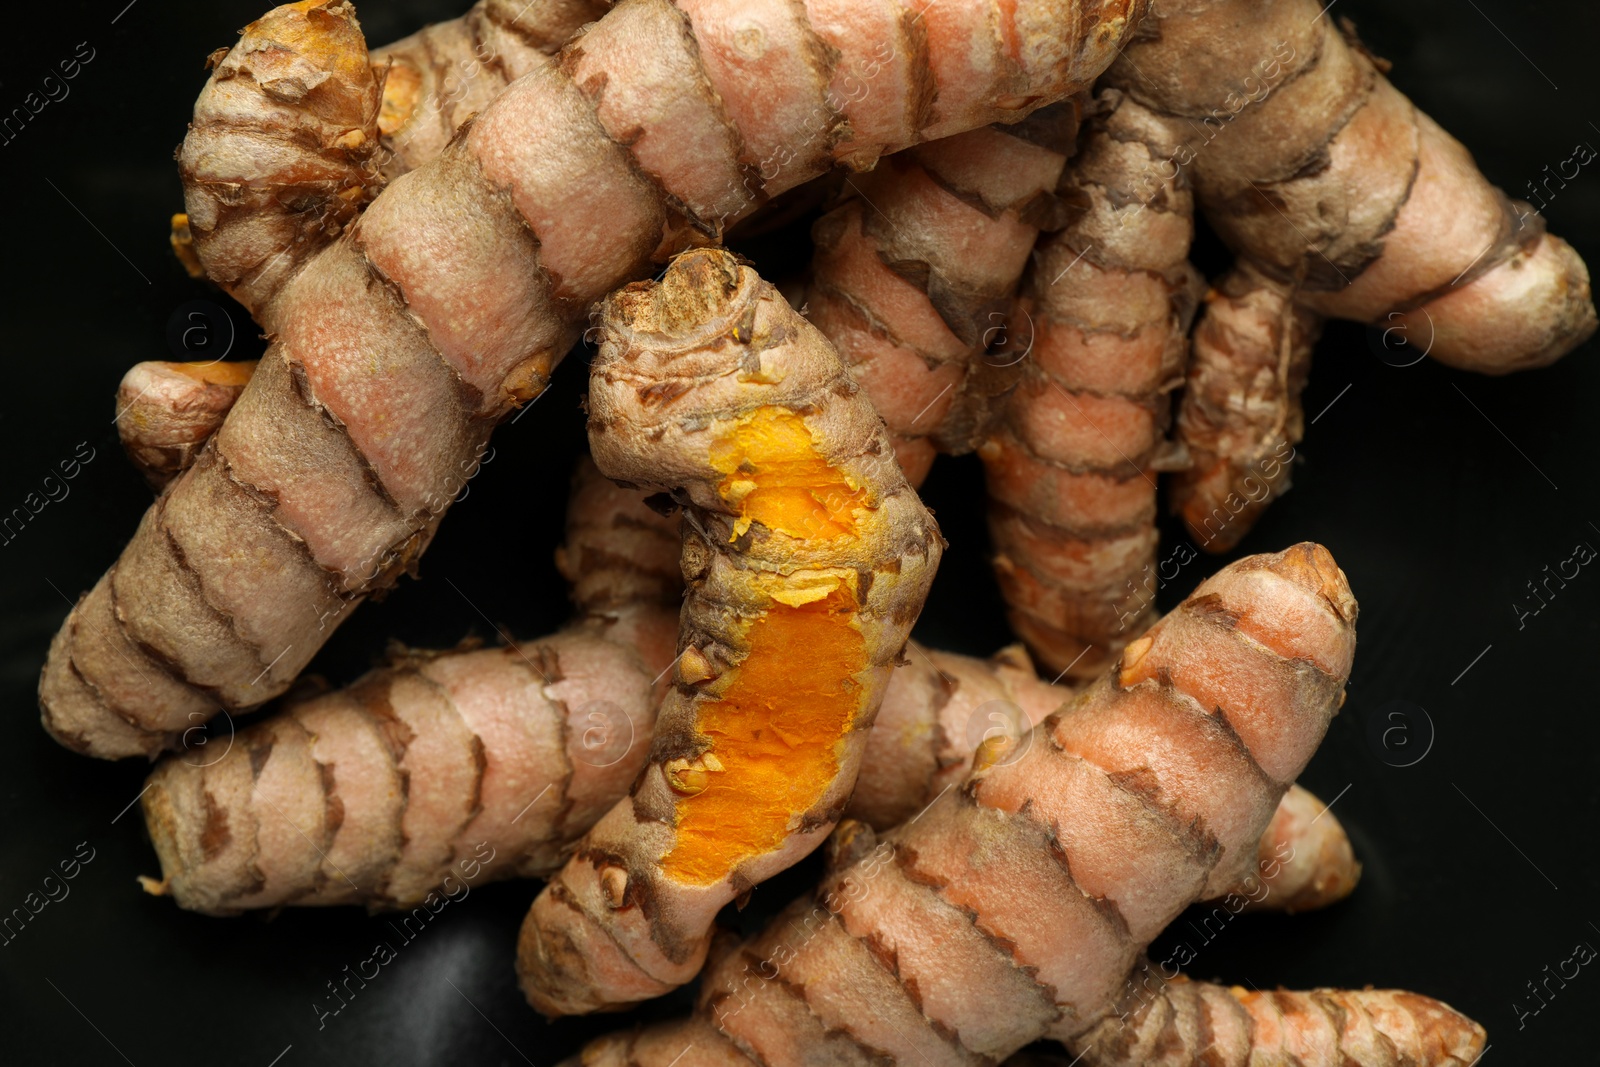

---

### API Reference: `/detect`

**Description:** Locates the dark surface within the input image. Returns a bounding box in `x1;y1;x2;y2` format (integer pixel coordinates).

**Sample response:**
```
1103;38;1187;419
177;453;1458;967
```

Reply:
1;1;1596;1063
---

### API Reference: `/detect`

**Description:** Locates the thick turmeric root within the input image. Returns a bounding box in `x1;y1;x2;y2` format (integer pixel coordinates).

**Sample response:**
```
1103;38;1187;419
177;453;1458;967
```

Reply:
1072;967;1484;1066
139;459;680;914
175;0;595;303
1104;0;1595;549
805;102;1081;485
1168;264;1320;553
518;248;941;1015
1104;0;1596;374
369;0;608;179
979;90;1199;681
46;0;1145;760
566;545;1458;1066
115;361;258;489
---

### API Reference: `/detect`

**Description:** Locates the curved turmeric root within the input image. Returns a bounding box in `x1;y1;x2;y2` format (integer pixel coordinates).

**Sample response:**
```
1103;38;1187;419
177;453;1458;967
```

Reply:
1105;0;1595;549
979;89;1199;681
806;103;1080;485
139;459;681;914
1072;966;1484;1066
518;248;941;1015
565;545;1447;1066
1105;0;1595;374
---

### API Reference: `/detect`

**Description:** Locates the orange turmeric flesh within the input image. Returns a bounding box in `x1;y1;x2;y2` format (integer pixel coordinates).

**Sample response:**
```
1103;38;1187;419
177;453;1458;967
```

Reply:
661;588;865;885
664;408;870;885
710;408;866;543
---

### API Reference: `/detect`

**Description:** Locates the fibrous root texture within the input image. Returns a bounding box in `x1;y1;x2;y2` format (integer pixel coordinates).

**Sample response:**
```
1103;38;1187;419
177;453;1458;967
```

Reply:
45;0;1147;762
517;248;941;1016
1169;263;1320;552
1104;0;1595;375
980;89;1200;681
805;101;1081;486
139;460;681;914
564;544;1410;1066
1070;966;1485;1066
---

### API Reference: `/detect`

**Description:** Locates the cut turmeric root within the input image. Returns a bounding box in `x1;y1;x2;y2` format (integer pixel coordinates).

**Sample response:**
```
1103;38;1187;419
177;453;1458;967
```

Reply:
518;248;941;1015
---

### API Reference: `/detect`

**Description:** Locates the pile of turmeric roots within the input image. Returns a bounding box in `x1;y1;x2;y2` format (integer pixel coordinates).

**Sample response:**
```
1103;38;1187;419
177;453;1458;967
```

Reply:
44;0;1594;1062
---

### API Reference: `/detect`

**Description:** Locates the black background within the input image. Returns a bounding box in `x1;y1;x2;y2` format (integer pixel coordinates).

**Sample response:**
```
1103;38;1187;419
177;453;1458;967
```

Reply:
2;1;1596;1063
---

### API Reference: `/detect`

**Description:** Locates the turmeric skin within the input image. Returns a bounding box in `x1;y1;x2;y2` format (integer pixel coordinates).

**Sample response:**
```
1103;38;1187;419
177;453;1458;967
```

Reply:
519;249;941;1016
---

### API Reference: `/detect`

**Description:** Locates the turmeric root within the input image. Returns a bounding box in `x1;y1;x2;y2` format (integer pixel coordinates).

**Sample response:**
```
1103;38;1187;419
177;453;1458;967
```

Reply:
805;102;1081;485
140;458;681;914
45;0;1146;761
518;248;941;1015
1104;0;1596;374
368;0;608;179
566;545;1476;1066
175;0;594;309
116;367;1350;921
979;90;1199;681
1102;0;1595;549
866;635;1361;913
115;360;258;489
1072;966;1484;1066
1168;264;1320;553
178;1;384;326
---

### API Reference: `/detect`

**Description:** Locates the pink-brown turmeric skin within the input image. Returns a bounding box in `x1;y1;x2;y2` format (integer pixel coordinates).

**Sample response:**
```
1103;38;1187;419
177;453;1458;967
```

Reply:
116;361;259;489
518;248;942;1015
140;458;681;914
1169;264;1320;553
980;89;1199;681
1071;967;1484;1066
1103;0;1595;375
805;103;1080;485
178;0;384;327
562;544;1436;1067
44;0;1149;761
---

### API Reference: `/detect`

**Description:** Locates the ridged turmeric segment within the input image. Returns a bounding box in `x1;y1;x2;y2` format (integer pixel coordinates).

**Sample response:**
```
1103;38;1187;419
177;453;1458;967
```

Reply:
804;102;1081;485
980;90;1200;681
1105;0;1595;374
518;248;942;1016
138;459;682;915
45;0;1146;762
1074;969;1485;1066
561;544;1479;1067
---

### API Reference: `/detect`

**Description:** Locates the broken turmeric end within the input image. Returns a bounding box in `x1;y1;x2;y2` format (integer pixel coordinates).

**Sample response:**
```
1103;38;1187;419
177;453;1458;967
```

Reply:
169;214;205;278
